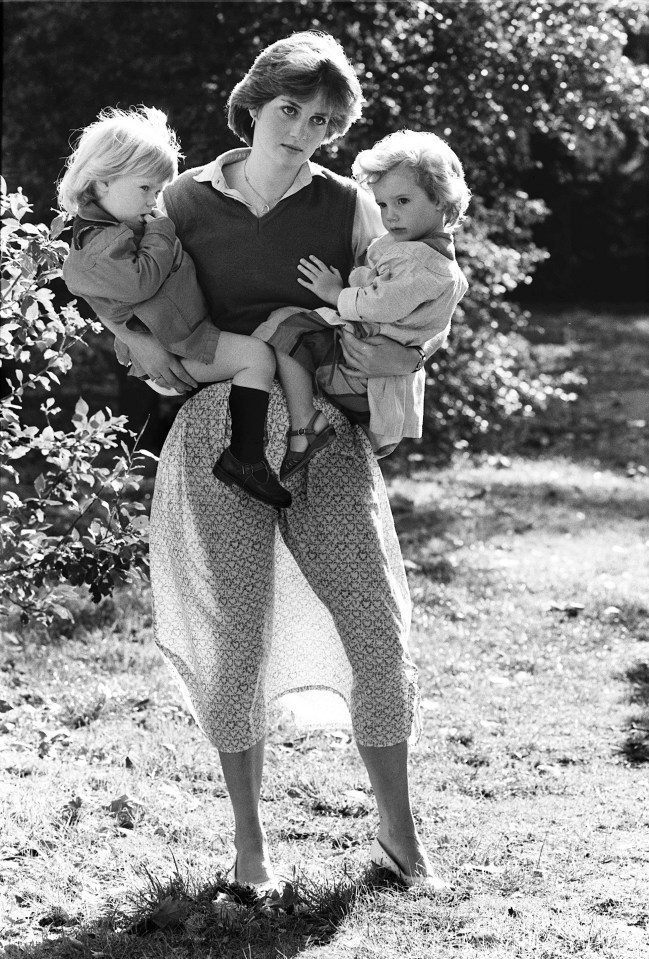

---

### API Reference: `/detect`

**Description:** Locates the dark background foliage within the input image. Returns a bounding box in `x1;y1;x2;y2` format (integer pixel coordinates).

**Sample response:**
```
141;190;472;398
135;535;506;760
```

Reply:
2;0;648;452
4;0;648;301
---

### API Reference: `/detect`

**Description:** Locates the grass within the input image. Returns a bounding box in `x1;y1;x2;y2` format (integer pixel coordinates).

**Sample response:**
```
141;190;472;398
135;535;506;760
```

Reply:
1;307;648;958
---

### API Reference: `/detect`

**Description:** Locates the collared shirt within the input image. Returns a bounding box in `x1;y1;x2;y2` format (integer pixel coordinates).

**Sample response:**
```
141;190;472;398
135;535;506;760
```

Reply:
162;147;384;267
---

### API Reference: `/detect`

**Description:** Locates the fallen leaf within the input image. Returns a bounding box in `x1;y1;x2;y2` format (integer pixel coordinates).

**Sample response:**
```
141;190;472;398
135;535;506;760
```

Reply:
150;897;188;930
211;898;244;920
105;794;144;827
548;602;585;617
185;912;207;934
461;863;505;875
343;789;369;805
602;606;622;619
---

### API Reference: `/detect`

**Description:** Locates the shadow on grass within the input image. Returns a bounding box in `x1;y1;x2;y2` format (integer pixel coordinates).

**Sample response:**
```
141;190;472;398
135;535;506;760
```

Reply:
518;308;649;470
619;662;649;765
392;474;648;560
458;476;648;520
16;870;402;959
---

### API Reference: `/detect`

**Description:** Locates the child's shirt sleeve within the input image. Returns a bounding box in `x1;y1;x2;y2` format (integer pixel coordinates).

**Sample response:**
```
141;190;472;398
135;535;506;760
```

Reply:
72;215;179;306
337;245;450;328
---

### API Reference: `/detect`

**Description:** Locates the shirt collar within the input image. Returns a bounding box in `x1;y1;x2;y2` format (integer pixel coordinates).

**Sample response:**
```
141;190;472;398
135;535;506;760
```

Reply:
72;200;121;247
194;148;326;207
76;199;119;224
421;231;456;260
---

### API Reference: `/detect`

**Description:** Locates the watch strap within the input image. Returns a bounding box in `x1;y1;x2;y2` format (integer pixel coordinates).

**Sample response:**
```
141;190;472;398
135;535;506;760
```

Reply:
413;346;427;372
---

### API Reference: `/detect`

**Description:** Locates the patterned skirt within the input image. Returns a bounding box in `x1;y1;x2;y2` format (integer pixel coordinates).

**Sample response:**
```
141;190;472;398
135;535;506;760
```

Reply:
150;381;419;752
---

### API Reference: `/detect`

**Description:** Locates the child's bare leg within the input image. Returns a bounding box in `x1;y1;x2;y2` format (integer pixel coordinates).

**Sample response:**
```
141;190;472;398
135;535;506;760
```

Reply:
275;353;329;454
183;332;275;391
183;334;291;509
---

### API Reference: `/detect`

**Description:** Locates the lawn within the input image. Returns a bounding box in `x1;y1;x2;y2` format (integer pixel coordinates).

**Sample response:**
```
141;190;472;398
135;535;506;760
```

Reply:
1;308;648;958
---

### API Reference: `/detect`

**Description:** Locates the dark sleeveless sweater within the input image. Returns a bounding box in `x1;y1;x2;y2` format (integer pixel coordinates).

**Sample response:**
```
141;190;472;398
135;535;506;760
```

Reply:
163;166;357;335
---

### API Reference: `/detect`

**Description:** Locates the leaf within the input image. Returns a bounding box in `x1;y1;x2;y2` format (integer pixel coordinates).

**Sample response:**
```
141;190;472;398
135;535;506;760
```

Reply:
211;897;244;920
10;192;30;220
548;602;585;617
461;863;505;875
130;516;150;532
105;793;144;827
6;446;31;460
21;298;39;321
74;397;89;418
150;897;189;930
49;213;68;239
50;603;73;621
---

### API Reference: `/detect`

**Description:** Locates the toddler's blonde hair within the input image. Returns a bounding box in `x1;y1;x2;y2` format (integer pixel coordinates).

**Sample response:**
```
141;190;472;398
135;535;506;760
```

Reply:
352;129;471;230
57;105;182;214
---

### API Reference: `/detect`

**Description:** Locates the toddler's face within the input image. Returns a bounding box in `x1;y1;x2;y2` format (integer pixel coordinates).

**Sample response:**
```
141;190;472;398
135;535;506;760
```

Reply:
96;174;168;229
372;168;445;243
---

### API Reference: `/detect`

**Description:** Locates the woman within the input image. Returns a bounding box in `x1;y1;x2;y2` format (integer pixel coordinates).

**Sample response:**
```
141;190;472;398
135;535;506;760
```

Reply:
121;31;446;892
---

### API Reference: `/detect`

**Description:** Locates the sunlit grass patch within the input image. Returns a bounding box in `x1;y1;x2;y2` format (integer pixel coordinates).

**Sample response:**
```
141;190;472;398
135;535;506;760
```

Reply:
1;452;648;957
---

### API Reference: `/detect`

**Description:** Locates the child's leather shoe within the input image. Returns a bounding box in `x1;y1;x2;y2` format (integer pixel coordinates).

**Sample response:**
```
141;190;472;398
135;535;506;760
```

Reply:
213;448;291;509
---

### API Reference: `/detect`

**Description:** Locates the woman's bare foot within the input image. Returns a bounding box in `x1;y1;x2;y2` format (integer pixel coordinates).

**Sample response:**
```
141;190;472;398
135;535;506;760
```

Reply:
372;828;448;891
234;831;276;886
376;827;431;878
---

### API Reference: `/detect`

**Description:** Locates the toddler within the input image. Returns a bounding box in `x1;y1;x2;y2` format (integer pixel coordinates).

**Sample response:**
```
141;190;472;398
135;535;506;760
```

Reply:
255;129;470;466
58;106;291;509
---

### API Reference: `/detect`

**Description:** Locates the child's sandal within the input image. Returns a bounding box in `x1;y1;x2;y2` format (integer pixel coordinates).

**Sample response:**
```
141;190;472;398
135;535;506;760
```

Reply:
280;412;336;480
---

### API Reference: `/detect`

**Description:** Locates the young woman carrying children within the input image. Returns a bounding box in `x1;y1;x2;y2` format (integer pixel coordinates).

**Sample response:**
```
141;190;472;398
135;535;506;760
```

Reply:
61;32;471;894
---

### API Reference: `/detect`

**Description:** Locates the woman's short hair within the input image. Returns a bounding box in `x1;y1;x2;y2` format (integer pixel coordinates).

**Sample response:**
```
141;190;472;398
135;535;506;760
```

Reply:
57;106;182;214
352;130;471;229
227;31;364;146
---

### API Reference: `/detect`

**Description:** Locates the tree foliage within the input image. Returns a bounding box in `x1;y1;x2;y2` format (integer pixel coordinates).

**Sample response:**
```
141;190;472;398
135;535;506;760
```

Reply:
4;1;648;295
4;1;647;287
0;180;154;627
2;1;647;453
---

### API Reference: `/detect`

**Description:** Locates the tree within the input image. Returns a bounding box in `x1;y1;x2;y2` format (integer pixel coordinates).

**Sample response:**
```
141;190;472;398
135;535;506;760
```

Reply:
2;1;647;452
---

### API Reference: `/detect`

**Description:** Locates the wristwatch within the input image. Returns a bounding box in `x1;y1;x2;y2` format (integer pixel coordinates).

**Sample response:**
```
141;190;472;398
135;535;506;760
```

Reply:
412;346;427;372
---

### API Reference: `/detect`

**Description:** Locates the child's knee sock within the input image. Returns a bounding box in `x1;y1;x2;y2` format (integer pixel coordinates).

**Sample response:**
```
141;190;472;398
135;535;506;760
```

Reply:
228;385;269;463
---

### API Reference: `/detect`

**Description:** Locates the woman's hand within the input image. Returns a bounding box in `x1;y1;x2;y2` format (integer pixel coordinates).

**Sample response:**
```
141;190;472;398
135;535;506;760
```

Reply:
125;334;198;393
297;256;343;306
339;330;421;378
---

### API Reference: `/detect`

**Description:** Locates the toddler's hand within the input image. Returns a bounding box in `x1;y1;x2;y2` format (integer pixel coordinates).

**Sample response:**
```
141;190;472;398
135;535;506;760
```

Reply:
297;256;343;307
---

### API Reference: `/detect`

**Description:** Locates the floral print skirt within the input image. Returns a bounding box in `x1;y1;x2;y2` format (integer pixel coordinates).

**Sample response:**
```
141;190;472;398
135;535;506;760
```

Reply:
150;381;419;752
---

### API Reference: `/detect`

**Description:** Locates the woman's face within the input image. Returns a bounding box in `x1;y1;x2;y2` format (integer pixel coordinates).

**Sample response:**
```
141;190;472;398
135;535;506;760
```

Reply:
250;93;332;169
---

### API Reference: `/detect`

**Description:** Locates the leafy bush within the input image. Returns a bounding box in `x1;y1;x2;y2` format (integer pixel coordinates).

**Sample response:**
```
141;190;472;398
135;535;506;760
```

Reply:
0;179;154;628
418;193;580;457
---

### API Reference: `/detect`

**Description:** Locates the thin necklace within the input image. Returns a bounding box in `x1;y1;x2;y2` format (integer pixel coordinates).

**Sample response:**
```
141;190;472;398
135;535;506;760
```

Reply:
243;158;299;215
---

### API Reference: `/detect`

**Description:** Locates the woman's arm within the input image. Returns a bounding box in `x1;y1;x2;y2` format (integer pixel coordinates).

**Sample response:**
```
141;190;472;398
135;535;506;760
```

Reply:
102;319;198;392
340;330;423;378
